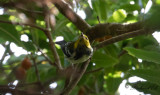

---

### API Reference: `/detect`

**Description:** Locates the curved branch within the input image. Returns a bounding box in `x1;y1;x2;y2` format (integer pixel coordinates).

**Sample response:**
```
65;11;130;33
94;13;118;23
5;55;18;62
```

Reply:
87;22;143;41
94;28;154;50
53;0;91;32
0;20;48;32
0;85;41;95
60;59;90;95
0;20;63;70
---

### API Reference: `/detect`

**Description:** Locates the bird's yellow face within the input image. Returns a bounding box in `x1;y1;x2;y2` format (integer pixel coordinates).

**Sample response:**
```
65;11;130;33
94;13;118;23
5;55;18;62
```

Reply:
74;33;91;49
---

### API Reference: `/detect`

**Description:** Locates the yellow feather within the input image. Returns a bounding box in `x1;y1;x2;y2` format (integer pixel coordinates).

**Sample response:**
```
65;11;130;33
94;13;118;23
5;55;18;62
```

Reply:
74;33;91;49
74;39;80;49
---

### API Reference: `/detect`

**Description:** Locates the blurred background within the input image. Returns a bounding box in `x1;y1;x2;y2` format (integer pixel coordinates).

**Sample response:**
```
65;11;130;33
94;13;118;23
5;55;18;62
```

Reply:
0;0;160;95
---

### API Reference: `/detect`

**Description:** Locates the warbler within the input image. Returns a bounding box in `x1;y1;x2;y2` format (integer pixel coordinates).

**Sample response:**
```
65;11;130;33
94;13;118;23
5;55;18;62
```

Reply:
56;33;93;64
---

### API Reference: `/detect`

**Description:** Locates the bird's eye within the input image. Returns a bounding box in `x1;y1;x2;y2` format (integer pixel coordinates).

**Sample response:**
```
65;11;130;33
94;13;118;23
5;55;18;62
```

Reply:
85;37;88;40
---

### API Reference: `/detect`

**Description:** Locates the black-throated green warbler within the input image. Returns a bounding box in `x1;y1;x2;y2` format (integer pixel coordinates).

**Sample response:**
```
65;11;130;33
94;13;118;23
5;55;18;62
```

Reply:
56;33;93;64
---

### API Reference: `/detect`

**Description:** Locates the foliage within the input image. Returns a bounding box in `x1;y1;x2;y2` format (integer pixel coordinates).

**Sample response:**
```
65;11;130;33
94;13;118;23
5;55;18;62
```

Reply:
0;0;160;95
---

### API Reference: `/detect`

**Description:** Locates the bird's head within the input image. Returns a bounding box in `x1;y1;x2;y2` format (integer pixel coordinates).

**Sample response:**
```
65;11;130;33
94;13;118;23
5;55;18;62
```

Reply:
74;32;91;49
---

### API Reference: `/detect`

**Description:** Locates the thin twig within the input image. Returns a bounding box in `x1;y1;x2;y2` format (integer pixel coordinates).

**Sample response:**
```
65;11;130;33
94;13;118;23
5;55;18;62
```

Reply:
0;85;41;95
60;59;90;95
0;47;7;65
44;30;63;70
15;6;43;15
85;68;103;74
43;6;63;70
37;46;54;65
0;19;62;70
94;29;154;50
32;55;41;82
31;54;44;92
16;82;40;87
0;20;48;32
97;16;101;24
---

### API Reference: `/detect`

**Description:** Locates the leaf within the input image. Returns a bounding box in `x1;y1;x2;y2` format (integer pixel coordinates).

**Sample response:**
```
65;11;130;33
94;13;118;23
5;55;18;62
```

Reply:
22;41;36;51
0;15;22;46
26;63;55;83
106;77;123;94
120;4;141;12
26;68;37;83
131;35;159;48
92;51;118;68
0;37;6;44
92;0;108;21
99;0;107;21
145;5;160;30
104;44;119;58
124;47;160;64
114;54;136;71
6;54;26;65
30;29;39;46
112;9;127;22
128;69;160;85
55;18;69;32
0;27;22;46
128;81;160;95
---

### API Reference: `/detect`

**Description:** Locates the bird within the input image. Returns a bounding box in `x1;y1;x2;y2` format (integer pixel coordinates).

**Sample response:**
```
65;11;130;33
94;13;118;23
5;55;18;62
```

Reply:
55;32;93;64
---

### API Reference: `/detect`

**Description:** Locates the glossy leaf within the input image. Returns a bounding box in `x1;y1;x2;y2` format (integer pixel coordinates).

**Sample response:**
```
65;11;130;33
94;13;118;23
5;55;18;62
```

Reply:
124;47;160;64
129;81;160;95
128;69;160;85
92;51;119;68
106;77;123;94
0;15;22;46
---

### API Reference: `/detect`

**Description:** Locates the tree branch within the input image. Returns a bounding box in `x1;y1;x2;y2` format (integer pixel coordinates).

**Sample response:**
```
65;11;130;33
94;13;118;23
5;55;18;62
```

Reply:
85;68;103;74
31;55;41;82
0;85;41;95
0;20;48;32
37;47;54;65
44;29;63;70
0;19;63;70
87;22;143;41
94;28;154;50
60;60;90;95
0;47;7;66
53;0;91;32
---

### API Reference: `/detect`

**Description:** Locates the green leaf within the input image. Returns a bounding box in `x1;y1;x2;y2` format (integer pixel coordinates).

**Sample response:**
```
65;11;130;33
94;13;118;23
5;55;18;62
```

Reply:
114;54;136;71
0;15;22;46
6;54;26;65
0;37;6;44
92;0;100;17
128;69;160;85
99;0;107;21
104;44;119;58
120;4;141;12
106;77;123;94
22;41;36;51
92;51;118;68
0;26;22;46
145;5;160;30
26;67;37;83
112;9;127;22
55;18;69;32
30;29;39;46
92;0;108;21
124;47;160;64
128;81;160;95
131;35;159;48
26;63;55;83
